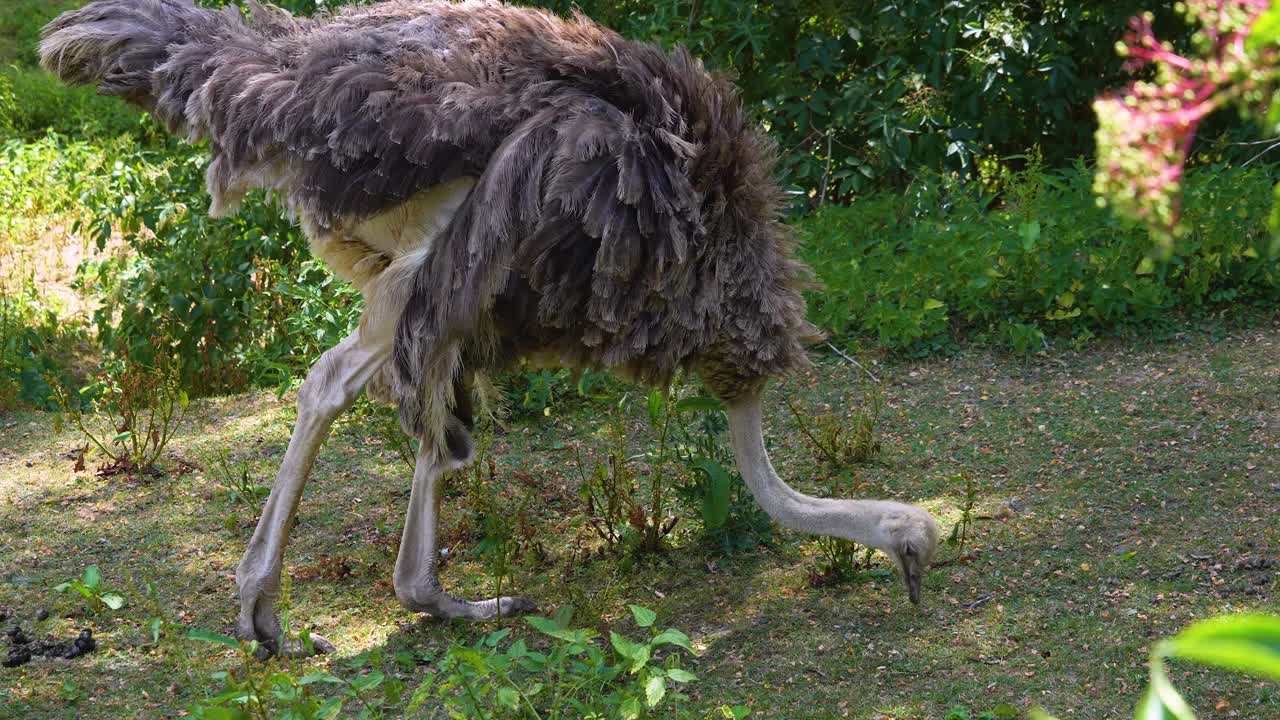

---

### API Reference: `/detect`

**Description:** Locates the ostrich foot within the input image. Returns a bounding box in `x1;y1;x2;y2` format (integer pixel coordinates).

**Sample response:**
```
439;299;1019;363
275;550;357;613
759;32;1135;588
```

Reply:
236;587;335;658
396;585;537;621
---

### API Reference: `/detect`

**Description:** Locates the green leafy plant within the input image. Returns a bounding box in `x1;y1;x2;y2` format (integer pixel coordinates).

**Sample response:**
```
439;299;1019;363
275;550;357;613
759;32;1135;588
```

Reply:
409;605;702;720
186;630;406;720
54;565;126;612
213;450;269;514
576;391;680;555
1034;613;1280;720
945;472;978;559
670;393;772;554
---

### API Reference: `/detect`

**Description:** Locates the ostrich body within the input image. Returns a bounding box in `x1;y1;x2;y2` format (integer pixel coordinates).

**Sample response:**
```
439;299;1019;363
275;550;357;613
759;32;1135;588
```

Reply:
42;0;939;655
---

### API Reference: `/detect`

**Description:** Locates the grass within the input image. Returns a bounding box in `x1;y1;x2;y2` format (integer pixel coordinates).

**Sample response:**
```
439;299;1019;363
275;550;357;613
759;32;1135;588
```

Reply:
1;314;1276;719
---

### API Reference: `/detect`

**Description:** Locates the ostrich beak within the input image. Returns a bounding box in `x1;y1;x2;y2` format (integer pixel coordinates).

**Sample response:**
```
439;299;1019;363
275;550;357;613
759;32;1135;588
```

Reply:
906;569;922;605
896;550;924;604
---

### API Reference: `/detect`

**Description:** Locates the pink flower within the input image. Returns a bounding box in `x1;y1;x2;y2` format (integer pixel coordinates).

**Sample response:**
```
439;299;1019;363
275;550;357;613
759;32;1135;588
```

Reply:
1094;1;1271;242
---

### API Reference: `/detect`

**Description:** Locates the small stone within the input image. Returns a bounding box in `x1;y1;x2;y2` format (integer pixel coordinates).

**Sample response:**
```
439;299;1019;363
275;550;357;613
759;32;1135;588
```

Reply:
35;609;48;622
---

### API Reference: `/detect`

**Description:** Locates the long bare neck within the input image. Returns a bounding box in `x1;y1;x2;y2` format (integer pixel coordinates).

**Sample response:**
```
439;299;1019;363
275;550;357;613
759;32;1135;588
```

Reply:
726;394;897;551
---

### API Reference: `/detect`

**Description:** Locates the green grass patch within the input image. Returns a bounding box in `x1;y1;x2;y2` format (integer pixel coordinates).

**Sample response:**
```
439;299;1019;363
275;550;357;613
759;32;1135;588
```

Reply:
1;318;1276;718
799;163;1280;354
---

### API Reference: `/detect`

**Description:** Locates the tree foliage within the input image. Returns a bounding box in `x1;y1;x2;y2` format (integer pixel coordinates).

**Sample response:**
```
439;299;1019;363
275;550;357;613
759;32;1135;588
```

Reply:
532;1;1188;205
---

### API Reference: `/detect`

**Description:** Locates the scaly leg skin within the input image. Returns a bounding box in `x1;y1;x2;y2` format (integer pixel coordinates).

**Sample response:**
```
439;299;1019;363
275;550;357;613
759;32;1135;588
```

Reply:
393;450;536;620
235;329;389;657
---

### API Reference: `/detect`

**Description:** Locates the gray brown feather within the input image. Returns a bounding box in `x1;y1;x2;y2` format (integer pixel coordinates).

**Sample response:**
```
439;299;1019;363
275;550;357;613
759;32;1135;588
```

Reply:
41;0;820;452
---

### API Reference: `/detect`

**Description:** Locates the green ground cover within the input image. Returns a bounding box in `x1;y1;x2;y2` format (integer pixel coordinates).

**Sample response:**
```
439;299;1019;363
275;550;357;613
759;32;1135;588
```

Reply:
2;317;1276;719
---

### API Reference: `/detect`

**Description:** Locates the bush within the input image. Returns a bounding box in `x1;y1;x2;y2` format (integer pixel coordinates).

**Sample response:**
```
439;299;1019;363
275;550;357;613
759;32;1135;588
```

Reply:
0;278;84;410
67;139;361;396
799;162;1280;353
533;0;1209;205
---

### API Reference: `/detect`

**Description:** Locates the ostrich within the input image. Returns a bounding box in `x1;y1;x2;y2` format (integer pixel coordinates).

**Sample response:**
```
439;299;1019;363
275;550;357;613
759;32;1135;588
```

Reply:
41;0;940;656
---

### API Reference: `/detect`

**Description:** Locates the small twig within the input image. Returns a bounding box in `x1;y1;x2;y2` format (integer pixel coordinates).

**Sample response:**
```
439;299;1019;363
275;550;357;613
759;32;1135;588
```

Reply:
963;594;993;609
825;342;879;383
1242;139;1280;166
1228;135;1280;145
818;130;833;207
967;655;1003;665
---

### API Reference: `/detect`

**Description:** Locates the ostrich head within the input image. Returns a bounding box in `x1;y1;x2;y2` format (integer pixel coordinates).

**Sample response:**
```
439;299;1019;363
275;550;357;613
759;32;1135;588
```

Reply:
877;503;940;604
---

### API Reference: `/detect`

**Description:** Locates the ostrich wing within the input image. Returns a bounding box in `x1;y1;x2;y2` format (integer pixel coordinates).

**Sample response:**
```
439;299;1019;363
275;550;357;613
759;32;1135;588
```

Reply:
392;90;708;441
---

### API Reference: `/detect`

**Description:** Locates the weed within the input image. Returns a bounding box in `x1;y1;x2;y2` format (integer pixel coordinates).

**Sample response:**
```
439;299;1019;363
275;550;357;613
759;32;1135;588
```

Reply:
785;380;884;468
810;537;877;587
670;393;772;553
576;438;632;554
506;365;616;419
53;350;189;476
575;391;680;556
212;450;269;514
53;565;125;613
186;631;406;720
945;472;979;559
464;456;524;602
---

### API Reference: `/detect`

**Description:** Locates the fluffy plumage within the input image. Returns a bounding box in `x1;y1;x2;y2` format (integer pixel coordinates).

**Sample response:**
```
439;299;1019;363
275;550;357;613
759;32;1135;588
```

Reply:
41;0;819;452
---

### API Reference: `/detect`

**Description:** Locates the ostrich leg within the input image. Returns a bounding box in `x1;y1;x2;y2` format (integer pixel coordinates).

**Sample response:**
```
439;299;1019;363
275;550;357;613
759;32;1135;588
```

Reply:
392;450;536;619
236;329;390;656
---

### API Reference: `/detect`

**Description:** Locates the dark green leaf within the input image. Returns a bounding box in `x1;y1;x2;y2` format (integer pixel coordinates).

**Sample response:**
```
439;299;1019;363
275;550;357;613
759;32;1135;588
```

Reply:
186;628;241;649
651;628;694;653
629;605;657;628
674;396;724;414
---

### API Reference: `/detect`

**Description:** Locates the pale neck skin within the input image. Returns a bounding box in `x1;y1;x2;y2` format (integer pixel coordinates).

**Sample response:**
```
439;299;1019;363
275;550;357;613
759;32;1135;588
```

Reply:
726;394;905;553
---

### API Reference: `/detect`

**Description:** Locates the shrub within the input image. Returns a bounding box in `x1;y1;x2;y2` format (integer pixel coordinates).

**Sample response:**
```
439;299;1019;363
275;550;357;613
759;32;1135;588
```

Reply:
0;278;84;410
69;140;361;396
53;350;190;475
